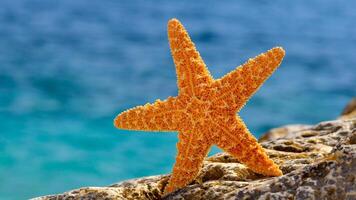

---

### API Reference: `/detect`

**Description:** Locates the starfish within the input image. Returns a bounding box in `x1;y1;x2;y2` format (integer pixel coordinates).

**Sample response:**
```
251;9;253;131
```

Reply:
114;18;285;194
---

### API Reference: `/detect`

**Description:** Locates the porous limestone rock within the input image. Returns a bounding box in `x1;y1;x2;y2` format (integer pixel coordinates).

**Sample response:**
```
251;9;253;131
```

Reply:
33;99;356;200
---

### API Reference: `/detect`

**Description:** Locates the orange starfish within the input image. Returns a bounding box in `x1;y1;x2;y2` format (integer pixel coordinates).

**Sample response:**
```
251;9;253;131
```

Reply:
114;18;285;194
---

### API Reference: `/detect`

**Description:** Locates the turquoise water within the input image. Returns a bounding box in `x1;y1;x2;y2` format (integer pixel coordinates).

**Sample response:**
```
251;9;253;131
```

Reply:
0;0;355;199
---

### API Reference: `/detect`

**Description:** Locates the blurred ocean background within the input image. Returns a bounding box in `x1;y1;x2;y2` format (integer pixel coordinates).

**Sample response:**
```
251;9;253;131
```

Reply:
0;0;355;199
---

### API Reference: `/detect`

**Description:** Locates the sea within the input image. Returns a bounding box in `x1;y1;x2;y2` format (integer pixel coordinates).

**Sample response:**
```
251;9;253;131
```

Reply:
0;0;355;199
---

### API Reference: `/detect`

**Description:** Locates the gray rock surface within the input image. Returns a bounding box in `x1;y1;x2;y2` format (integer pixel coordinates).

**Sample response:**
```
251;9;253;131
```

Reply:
33;99;356;200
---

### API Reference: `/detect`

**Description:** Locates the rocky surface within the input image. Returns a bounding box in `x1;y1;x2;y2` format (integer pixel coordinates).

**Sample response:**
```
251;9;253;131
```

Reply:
340;98;356;120
33;99;356;200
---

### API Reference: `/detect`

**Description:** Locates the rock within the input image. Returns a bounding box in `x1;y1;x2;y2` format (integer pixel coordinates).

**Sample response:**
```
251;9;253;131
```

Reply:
340;98;356;119
258;124;311;143
33;100;356;200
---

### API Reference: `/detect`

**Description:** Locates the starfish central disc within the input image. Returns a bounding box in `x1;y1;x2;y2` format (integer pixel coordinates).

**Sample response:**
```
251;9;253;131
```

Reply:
114;18;285;195
183;96;212;123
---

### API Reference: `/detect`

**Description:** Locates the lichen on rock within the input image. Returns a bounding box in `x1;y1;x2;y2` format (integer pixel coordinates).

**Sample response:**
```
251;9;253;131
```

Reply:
33;99;356;200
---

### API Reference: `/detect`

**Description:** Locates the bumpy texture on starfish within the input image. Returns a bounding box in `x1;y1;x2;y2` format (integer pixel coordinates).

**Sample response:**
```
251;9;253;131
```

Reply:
114;18;285;194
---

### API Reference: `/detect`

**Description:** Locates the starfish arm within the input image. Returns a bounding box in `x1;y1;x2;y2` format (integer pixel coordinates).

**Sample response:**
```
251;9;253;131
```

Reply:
114;97;182;131
211;115;282;176
164;129;211;194
168;19;213;97
211;47;285;111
